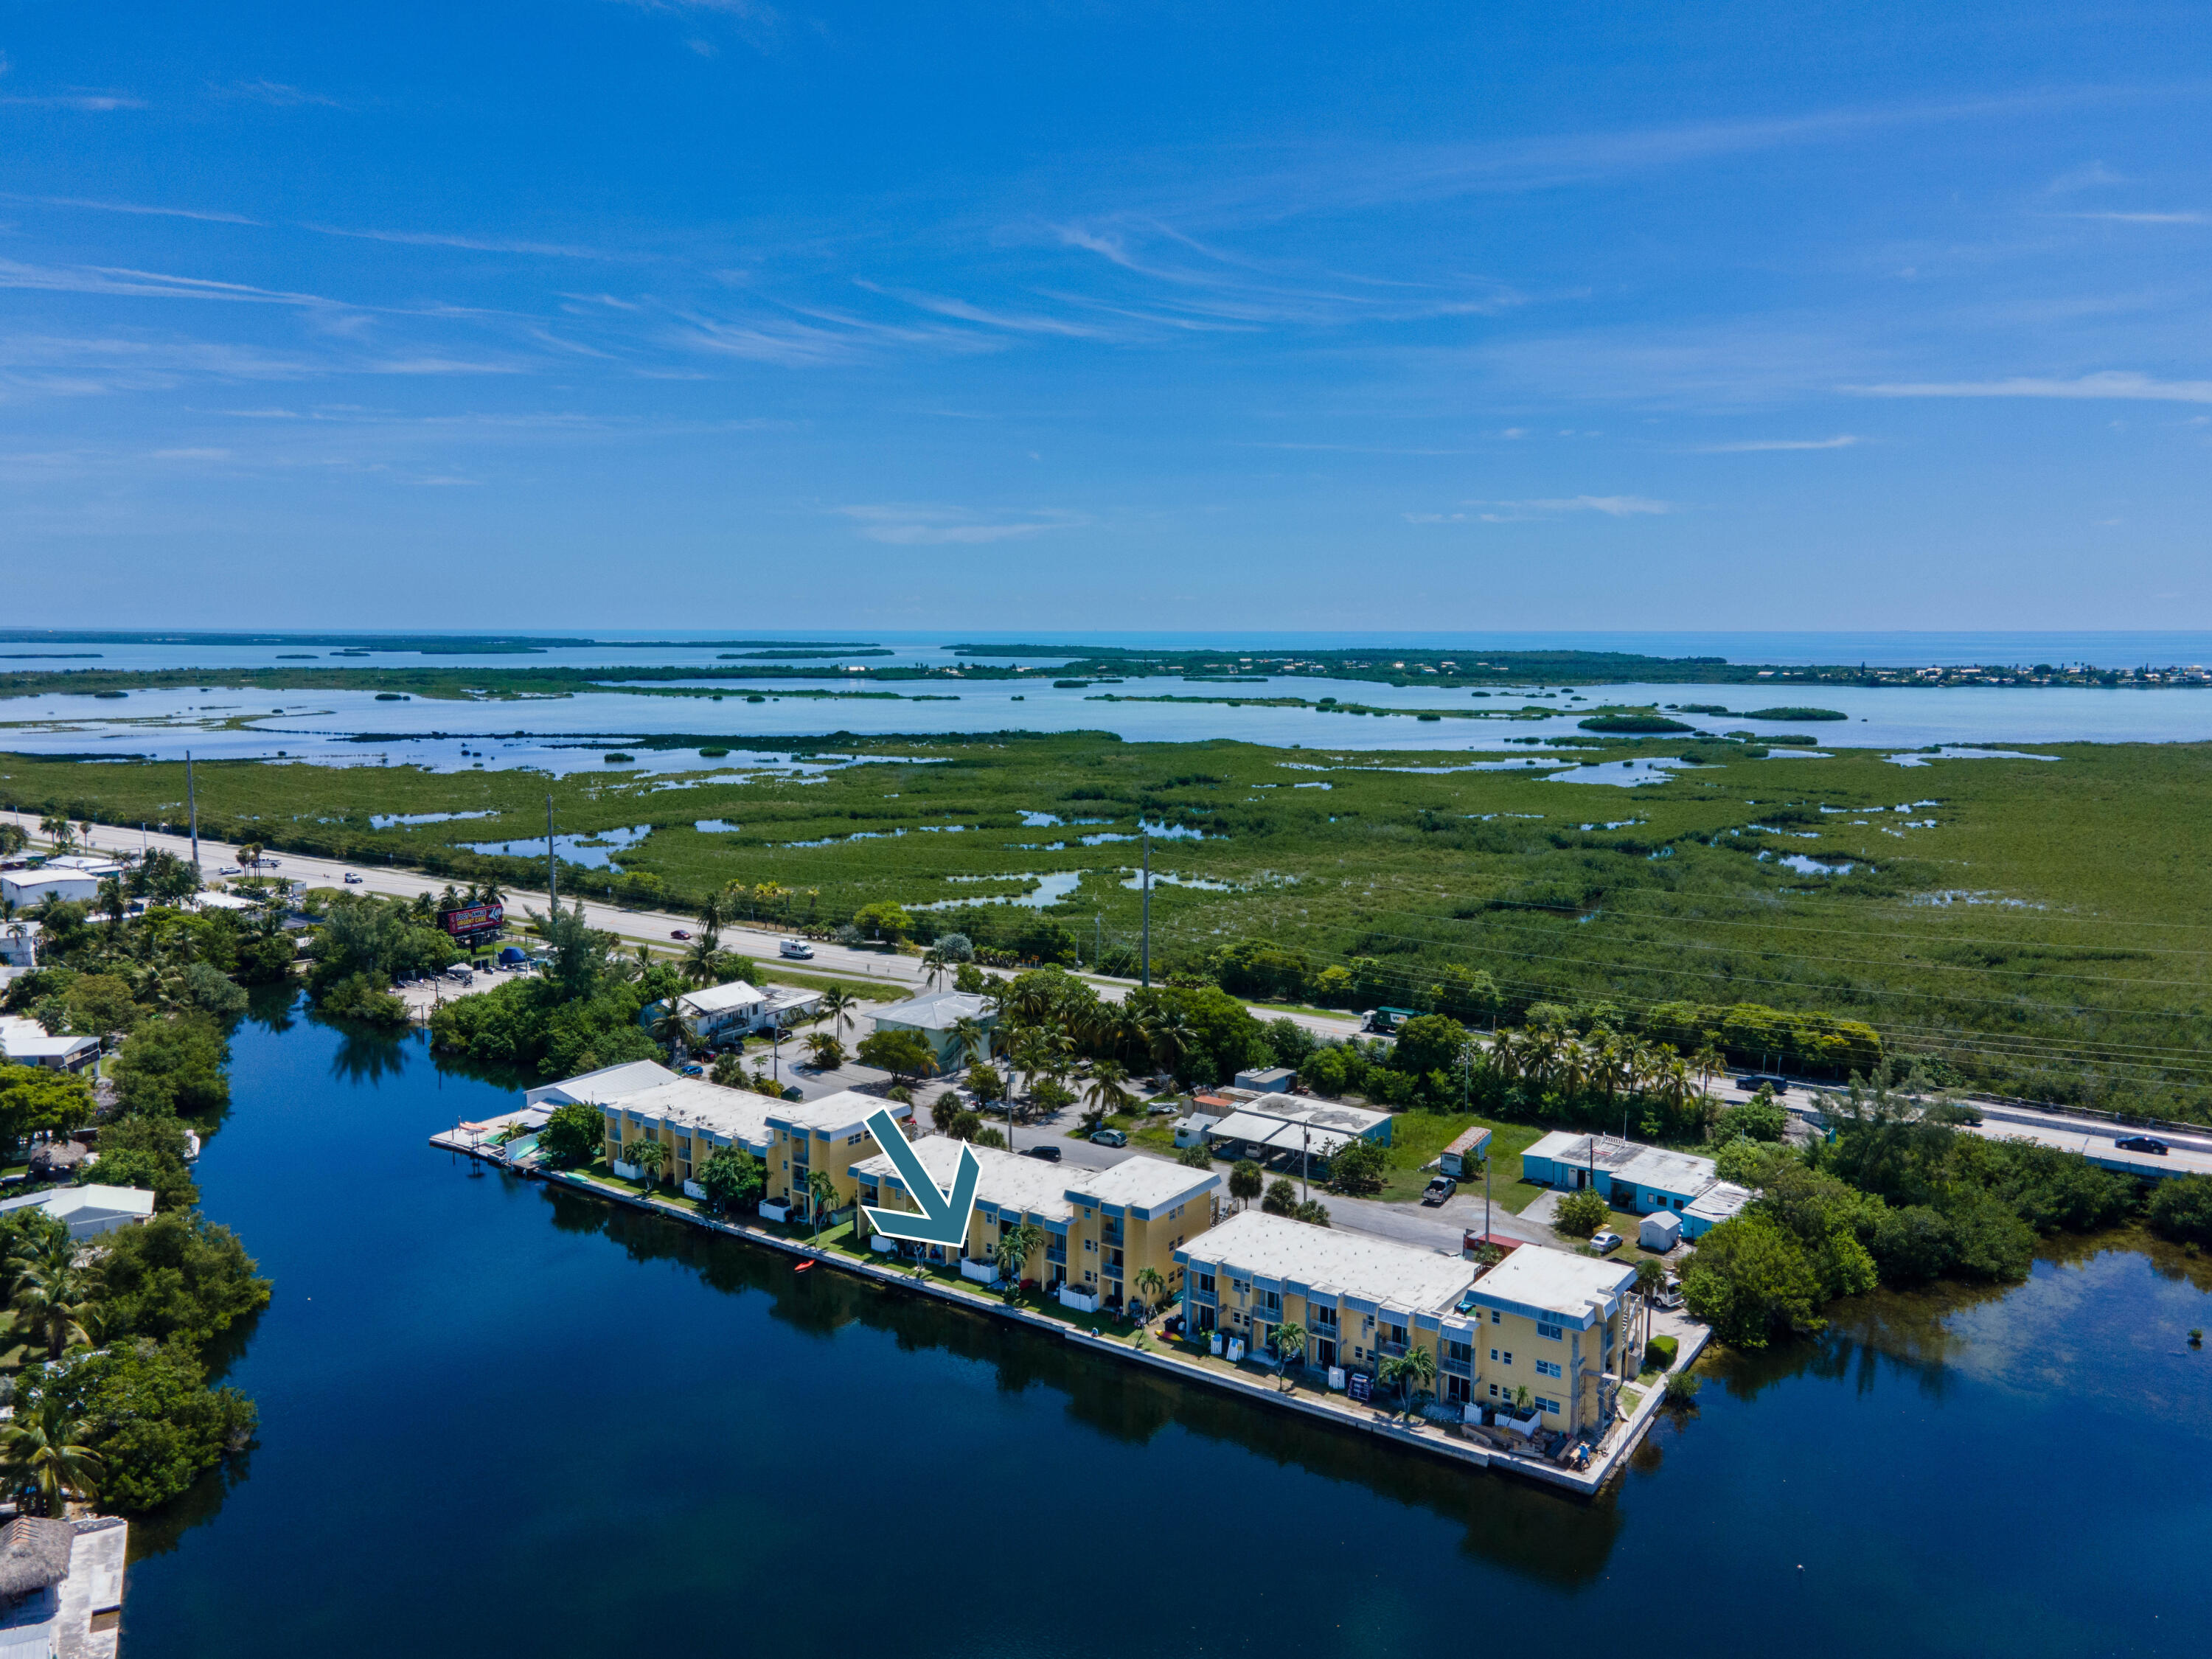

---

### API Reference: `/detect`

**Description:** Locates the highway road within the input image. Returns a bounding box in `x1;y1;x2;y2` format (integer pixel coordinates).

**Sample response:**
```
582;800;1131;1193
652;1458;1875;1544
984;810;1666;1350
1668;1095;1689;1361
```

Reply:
1;809;1363;1040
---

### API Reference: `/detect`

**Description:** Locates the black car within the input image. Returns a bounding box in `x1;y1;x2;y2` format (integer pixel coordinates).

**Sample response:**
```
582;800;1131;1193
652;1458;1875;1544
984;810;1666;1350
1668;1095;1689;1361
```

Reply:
2115;1135;2169;1155
1023;1144;1063;1163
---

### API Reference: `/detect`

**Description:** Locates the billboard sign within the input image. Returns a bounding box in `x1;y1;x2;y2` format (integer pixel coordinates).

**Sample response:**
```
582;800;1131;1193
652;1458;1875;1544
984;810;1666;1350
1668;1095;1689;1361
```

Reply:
439;902;504;941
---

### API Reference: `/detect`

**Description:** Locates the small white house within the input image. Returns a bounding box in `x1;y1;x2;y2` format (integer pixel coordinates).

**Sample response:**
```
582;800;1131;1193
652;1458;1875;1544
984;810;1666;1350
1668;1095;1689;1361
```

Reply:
1638;1209;1684;1252
0;919;38;969
0;869;99;908
0;1183;157;1239
0;1015;98;1072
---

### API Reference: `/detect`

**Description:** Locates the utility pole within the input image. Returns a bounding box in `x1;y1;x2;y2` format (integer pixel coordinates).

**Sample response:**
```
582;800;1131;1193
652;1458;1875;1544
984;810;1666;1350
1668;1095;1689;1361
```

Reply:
546;794;557;907
1301;1123;1310;1204
185;750;200;870
1140;831;1151;989
1094;913;1102;967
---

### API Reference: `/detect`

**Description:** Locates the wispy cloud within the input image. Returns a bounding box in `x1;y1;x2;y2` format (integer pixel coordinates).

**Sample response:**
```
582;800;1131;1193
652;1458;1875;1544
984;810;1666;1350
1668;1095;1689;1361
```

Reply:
2047;161;2126;194
0;257;344;308
0;192;257;225
2062;209;2206;224
1694;434;1864;452
1848;370;2212;403
1411;495;1674;524
835;504;1088;545
298;223;611;260
854;279;1107;338
217;79;346;108
0;91;143;111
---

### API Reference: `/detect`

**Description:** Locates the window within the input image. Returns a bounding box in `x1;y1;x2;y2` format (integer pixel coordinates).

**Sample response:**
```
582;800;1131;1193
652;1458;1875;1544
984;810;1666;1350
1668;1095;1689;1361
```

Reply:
1535;1359;1562;1379
1446;1341;1472;1364
1534;1396;1562;1416
1197;1273;1216;1295
1537;1321;1564;1341
1488;1384;1499;1398
1489;1310;1501;1324
1502;1350;1514;1366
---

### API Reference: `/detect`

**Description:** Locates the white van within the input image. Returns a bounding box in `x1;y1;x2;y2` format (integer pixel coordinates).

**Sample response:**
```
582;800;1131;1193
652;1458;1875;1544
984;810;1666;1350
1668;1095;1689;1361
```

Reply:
778;939;813;959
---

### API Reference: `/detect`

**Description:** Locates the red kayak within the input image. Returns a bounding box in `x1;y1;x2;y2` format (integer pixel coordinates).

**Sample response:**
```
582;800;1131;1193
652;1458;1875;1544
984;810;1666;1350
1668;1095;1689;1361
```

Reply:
793;1261;813;1273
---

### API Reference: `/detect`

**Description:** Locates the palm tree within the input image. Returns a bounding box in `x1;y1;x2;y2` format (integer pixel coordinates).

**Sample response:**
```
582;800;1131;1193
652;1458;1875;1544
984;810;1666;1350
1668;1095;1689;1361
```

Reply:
818;987;858;1046
11;1241;100;1361
1272;1320;1307;1391
629;1137;669;1189
648;995;692;1058
1132;1264;1166;1321
1;1395;102;1518
1633;1256;1664;1354
992;1220;1044;1293
802;1032;846;1071
1140;1006;1191;1082
806;1169;840;1240
682;933;722;987
920;947;950;991
1083;1060;1136;1126
1691;1040;1723;1099
96;875;128;935
1380;1344;1438;1420
38;813;72;851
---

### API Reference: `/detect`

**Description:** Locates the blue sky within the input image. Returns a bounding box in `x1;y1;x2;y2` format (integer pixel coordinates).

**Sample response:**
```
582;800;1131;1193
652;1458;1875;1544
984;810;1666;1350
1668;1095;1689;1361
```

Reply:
4;2;2210;631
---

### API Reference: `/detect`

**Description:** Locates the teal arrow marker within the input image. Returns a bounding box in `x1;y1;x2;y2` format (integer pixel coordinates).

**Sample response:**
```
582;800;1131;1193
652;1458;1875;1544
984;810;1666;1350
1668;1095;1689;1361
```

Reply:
860;1107;980;1248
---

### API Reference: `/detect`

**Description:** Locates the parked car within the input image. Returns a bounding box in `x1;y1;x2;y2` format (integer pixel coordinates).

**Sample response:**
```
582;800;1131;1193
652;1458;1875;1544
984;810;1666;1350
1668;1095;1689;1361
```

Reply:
1023;1144;1063;1163
1422;1175;1458;1206
779;938;814;959
670;928;691;940
343;872;363;884
2115;1135;2170;1155
217;865;241;875
1090;1128;1128;1148
680;1063;704;1077
1590;1230;1624;1253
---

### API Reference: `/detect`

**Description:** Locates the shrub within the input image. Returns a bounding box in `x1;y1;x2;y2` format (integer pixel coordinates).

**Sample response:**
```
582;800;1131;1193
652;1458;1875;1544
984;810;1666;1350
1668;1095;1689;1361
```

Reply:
1554;1188;1612;1238
539;1101;604;1168
2148;1174;2212;1246
1680;1213;1826;1348
1645;1333;1679;1371
1324;1137;1387;1197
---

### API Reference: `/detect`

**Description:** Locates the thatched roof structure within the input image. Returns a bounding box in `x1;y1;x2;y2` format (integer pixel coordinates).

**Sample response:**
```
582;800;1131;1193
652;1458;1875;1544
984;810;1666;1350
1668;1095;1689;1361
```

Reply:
26;1141;88;1175
0;1517;72;1598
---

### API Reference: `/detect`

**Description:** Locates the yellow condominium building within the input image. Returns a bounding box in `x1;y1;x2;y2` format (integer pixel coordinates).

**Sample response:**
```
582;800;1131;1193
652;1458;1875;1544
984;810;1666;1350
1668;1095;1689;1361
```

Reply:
850;1139;1218;1315
1179;1213;1638;1441
760;1091;914;1225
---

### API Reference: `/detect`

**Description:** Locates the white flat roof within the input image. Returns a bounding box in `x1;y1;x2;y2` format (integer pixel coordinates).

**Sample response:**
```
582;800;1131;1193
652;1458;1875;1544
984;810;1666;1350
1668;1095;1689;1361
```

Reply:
524;1059;678;1107
1614;1145;1719;1194
679;981;764;1015
1065;1155;1219;1219
767;1088;911;1138
600;1077;782;1151
1180;1210;1475;1316
871;991;992;1031
1470;1245;1637;1326
1523;1130;1645;1174
1685;1180;1753;1223
851;1136;1074;1224
0;1183;154;1222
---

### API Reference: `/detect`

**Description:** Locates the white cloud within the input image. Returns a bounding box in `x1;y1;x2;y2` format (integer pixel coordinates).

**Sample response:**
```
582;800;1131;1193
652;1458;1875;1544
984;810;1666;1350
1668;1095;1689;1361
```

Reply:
218;79;345;108
2063;209;2206;224
2047;161;2125;195
1694;434;1863;452
0;91;143;111
1412;495;1674;523
298;223;610;259
835;504;1088;545
1847;371;2212;403
152;447;232;460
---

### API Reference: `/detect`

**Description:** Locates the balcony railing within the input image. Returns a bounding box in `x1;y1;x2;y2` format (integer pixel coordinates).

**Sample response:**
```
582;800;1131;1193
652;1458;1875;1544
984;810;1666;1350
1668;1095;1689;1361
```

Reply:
1377;1340;1409;1360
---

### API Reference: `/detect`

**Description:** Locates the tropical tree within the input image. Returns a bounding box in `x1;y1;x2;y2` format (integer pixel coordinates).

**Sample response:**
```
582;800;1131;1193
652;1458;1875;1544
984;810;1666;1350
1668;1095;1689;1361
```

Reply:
1272;1320;1307;1391
10;1237;101;1360
696;1146;765;1215
1132;1264;1166;1318
1380;1344;1438;1419
992;1220;1045;1292
802;1032;847;1071
1140;1006;1191;1080
806;1169;841;1240
648;996;692;1057
1083;1060;1136;1125
627;1137;669;1189
1633;1255;1665;1351
1228;1159;1264;1210
682;932;723;988
1;1395;102;1518
817;987;858;1045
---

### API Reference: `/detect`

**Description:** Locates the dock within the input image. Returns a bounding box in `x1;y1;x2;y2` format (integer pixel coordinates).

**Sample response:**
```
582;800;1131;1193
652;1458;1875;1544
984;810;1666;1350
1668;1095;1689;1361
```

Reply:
431;1128;1705;1497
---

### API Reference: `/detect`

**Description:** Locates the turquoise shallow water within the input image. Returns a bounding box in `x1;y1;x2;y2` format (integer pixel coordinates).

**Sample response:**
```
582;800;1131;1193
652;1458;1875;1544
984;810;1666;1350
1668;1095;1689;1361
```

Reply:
123;1001;2212;1657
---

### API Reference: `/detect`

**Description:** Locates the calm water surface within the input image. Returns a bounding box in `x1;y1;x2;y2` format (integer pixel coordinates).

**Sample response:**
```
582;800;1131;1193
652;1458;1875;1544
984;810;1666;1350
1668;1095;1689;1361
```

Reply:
127;1001;2212;1656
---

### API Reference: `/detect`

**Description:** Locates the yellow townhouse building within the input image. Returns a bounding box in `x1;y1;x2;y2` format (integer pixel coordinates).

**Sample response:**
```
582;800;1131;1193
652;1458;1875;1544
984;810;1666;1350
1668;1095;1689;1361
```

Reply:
525;1060;910;1217
1176;1214;1639;1442
850;1138;1218;1315
759;1091;914;1225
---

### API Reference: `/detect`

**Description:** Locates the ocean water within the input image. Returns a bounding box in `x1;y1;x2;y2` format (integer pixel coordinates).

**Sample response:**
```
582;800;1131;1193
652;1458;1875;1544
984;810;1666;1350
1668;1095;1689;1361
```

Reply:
121;1001;2212;1658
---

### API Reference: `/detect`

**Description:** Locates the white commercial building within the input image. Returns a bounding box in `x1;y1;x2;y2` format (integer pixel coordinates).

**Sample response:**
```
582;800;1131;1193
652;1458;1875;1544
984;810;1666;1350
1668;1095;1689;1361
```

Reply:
0;869;100;908
0;1183;157;1239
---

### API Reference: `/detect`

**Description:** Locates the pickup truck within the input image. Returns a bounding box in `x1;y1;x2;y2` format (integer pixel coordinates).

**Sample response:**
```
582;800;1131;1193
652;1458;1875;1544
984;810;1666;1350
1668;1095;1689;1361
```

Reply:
1422;1175;1457;1206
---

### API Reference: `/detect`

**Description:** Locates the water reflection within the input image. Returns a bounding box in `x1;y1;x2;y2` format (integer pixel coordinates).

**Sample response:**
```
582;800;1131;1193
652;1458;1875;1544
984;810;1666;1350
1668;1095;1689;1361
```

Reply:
532;1175;1626;1587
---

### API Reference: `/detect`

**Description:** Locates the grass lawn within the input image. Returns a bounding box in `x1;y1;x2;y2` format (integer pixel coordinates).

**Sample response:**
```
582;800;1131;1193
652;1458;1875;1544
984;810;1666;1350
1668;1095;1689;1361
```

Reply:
1371;1110;1550;1207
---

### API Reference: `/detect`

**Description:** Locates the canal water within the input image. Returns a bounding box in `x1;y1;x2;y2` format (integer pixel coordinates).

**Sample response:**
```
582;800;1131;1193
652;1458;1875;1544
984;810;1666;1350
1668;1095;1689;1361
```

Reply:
125;999;2212;1656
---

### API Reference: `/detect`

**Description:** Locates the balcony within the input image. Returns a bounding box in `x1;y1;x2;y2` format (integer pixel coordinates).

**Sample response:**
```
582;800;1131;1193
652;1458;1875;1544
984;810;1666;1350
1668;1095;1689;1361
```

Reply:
1377;1340;1409;1360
